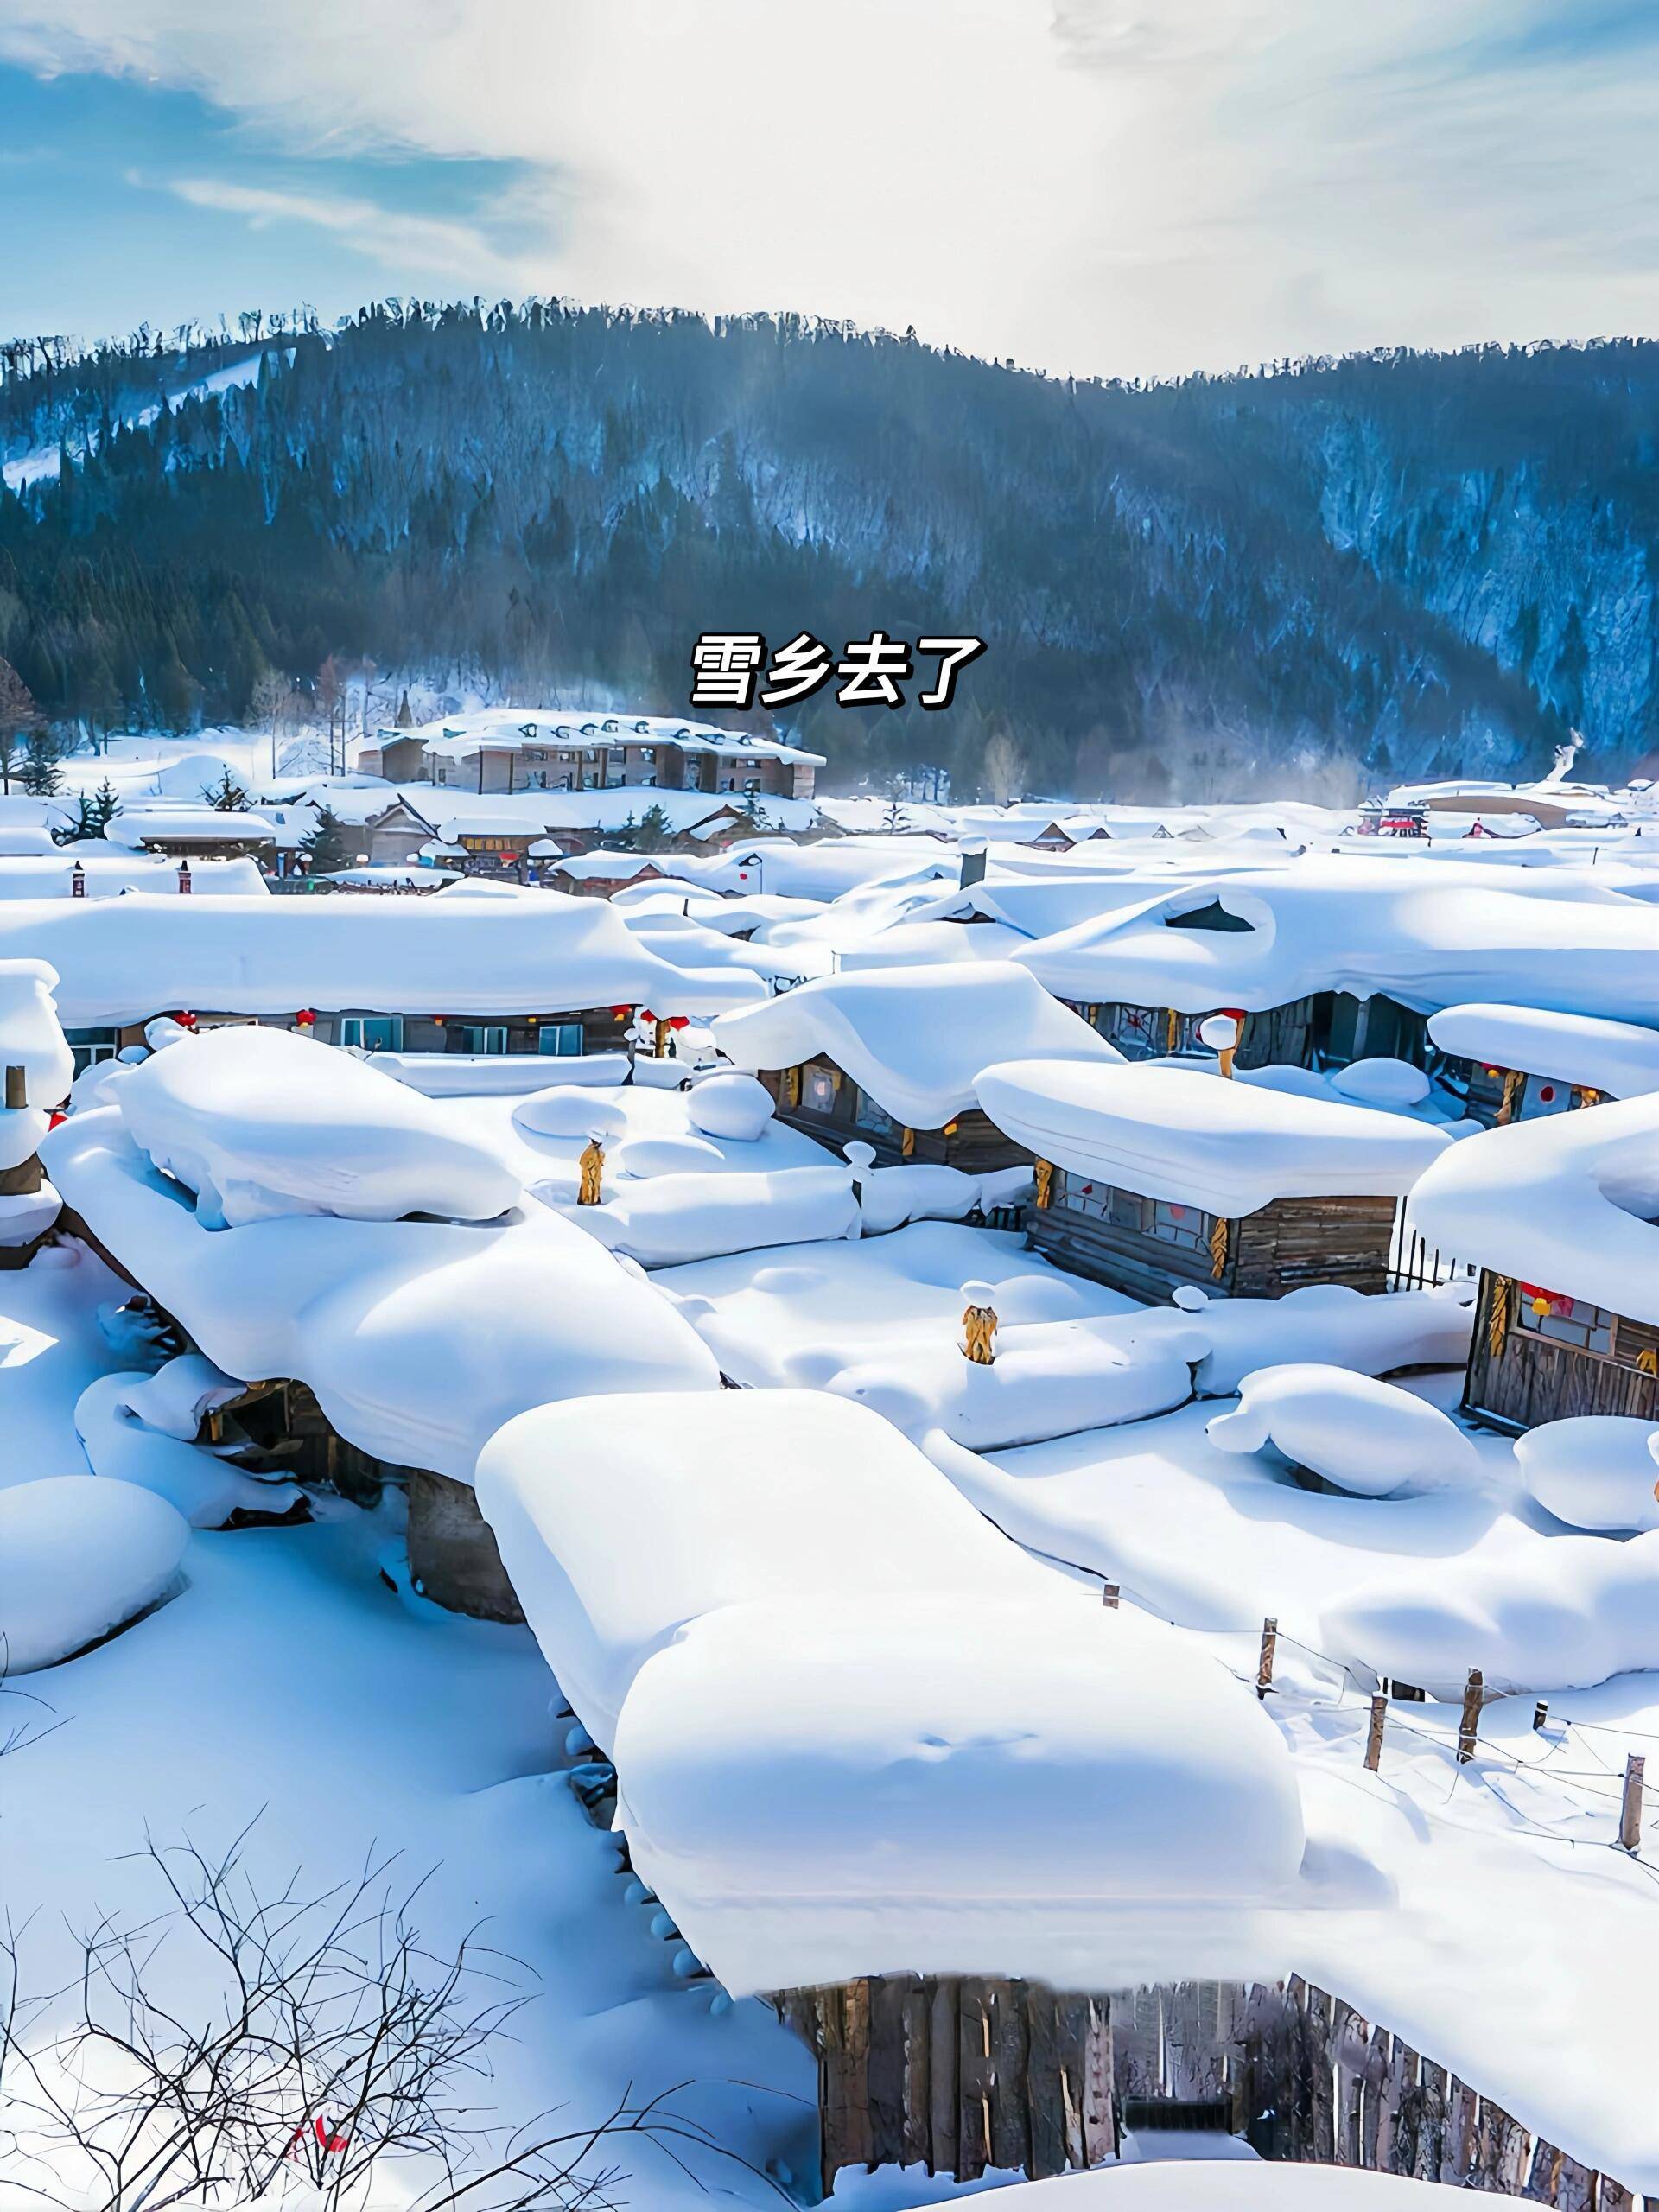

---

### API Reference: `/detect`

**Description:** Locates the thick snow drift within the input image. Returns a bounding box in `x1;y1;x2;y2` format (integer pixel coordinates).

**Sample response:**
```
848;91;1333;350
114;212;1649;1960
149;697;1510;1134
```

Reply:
1515;1416;1659;1533
977;1060;1452;1215
1321;1527;1659;1694
1410;1088;1659;1326
1205;1365;1480;1496
0;957;75;1109
117;1026;518;1226
0;1475;188;1672
714;961;1119;1129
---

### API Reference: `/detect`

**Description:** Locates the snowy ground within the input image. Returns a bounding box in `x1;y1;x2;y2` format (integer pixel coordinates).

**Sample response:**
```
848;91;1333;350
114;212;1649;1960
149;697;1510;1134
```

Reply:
0;1254;819;2209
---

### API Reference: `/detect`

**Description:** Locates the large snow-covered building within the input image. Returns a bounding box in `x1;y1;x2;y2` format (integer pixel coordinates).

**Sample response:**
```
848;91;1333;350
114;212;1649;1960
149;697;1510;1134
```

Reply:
359;708;823;803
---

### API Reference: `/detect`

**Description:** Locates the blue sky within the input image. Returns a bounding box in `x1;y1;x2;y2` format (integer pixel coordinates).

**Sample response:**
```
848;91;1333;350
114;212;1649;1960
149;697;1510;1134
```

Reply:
1;0;1656;380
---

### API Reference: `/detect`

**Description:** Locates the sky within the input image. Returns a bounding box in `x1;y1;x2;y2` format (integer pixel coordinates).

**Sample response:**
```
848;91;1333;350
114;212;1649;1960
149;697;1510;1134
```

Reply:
0;0;1657;383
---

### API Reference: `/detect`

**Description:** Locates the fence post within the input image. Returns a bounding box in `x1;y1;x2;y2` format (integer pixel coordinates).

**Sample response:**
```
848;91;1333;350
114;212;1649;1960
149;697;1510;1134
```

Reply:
1255;1618;1277;1700
1456;1669;1484;1764
1532;1700;1548;1732
1365;1694;1387;1773
1620;1755;1645;1854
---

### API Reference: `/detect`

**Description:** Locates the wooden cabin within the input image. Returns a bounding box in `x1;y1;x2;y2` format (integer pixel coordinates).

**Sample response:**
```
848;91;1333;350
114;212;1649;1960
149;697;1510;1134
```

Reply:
976;1060;1451;1307
757;1054;1024;1173
718;963;1124;1179
1459;1269;1659;1432
1080;988;1427;1076
1027;1168;1400;1305
1427;1003;1659;1131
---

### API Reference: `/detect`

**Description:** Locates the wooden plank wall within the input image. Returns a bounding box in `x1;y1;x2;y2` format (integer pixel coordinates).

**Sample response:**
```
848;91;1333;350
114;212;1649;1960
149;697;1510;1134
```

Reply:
1464;1271;1659;1431
772;1974;1116;2193
776;1973;1638;2204
1236;1978;1622;2207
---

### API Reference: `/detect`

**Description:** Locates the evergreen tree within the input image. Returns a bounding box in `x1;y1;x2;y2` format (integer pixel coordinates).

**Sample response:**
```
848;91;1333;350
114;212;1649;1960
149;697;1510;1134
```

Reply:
19;732;69;796
633;803;673;853
299;804;354;874
0;658;37;795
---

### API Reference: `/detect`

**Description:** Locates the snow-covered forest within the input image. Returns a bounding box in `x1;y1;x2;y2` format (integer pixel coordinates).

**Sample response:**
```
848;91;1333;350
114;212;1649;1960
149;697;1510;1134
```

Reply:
7;307;1657;794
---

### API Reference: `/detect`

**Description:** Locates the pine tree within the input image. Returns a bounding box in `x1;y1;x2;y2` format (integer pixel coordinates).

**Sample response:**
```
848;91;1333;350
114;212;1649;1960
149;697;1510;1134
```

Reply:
19;733;68;796
299;804;354;874
0;658;37;795
634;803;672;853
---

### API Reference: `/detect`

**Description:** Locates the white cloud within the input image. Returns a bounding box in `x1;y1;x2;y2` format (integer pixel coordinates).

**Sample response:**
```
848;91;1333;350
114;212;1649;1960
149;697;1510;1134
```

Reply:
1;0;1657;376
160;175;541;292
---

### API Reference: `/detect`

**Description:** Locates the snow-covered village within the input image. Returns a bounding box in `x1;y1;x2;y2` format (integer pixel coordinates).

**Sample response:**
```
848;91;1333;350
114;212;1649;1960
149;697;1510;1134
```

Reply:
3;714;1659;2212
9;5;1659;2209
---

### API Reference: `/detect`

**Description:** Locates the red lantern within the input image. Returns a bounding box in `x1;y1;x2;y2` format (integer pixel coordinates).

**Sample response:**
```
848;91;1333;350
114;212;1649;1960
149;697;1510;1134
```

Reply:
175;1011;198;1030
669;1015;690;1032
640;1009;656;1025
295;1009;316;1028
610;1005;632;1020
1539;1084;1555;1103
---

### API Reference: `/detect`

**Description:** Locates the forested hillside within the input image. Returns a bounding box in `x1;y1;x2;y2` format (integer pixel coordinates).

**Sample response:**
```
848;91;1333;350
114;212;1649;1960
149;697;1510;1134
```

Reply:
3;302;1656;797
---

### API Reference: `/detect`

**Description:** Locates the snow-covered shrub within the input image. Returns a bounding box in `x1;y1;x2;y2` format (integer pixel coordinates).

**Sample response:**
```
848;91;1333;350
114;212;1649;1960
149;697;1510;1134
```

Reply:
512;1087;629;1141
1330;1058;1432;1109
1205;1363;1478;1497
684;1071;774;1141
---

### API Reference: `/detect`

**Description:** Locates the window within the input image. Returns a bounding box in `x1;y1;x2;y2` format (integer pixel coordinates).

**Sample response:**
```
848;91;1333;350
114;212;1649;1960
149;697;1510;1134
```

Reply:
639;747;656;763
1516;1287;1615;1356
803;1065;839;1115
66;1026;118;1074
1060;1173;1211;1253
537;1022;584;1057
1519;1074;1573;1121
339;1016;404;1052
854;1087;896;1138
1107;1004;1161;1058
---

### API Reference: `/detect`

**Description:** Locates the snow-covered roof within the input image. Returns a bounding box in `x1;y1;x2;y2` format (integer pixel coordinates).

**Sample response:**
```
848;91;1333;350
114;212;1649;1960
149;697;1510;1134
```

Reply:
474;1389;1304;1992
1014;857;1659;1023
106;809;277;848
43;1082;720;1484
1411;1090;1659;1325
383;706;825;769
116;1027;518;1227
976;1059;1452;1215
549;850;666;881
715;961;1120;1128
0;891;766;1027
0;853;269;900
1427;1002;1659;1098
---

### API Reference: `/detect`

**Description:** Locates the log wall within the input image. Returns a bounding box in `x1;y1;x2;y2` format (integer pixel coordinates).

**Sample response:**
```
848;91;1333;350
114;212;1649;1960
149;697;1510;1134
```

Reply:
776;1974;1639;2204
1463;1270;1659;1432
1024;1189;1398;1304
